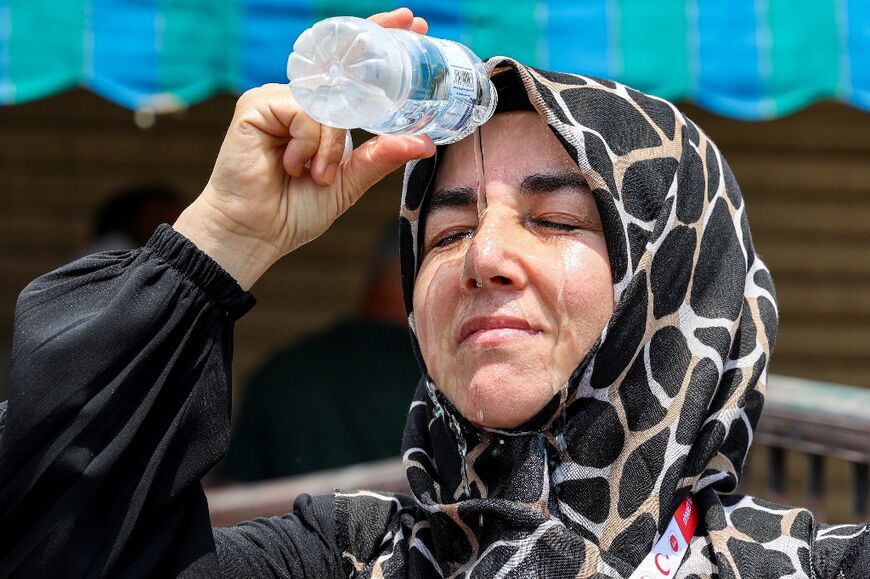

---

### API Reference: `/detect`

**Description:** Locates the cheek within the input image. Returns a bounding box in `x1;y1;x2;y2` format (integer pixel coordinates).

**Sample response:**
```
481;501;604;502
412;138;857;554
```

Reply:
411;277;433;348
548;239;614;344
412;259;463;361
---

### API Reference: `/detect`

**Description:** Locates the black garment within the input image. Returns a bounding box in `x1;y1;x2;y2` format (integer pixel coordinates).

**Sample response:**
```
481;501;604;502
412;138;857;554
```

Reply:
0;226;343;577
223;318;419;481
0;224;868;578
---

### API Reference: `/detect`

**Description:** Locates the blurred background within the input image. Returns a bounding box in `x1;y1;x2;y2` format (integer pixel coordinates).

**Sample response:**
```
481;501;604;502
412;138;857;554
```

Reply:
1;0;868;523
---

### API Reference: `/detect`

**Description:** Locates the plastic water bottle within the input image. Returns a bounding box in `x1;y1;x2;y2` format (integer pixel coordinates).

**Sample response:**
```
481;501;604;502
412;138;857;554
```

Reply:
287;16;497;145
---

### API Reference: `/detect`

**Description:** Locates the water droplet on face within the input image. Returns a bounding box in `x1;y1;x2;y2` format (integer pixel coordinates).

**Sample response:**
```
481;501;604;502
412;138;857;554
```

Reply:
473;127;487;214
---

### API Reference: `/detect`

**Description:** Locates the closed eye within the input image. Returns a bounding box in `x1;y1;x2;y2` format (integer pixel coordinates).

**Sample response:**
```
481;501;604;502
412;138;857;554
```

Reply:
432;228;474;249
531;219;581;232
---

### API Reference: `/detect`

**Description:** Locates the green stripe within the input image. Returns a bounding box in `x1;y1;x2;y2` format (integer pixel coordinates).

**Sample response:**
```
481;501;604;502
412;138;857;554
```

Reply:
766;0;839;116
7;0;85;103
313;0;398;20
617;0;689;100
223;0;242;94
465;0;541;65
158;0;237;104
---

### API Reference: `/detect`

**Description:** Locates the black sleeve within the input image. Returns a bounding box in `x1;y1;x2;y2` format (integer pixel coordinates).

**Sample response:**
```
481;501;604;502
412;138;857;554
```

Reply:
0;225;341;578
214;494;342;578
813;523;870;579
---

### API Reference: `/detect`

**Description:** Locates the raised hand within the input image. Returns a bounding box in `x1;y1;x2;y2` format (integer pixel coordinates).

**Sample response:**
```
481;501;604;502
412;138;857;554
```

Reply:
174;8;434;290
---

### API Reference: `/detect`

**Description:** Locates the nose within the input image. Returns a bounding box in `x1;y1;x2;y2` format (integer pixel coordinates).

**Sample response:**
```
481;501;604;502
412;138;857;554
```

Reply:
462;209;529;292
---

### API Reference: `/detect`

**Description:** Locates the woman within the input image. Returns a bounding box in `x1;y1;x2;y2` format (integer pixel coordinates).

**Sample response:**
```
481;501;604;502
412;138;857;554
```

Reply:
0;8;867;578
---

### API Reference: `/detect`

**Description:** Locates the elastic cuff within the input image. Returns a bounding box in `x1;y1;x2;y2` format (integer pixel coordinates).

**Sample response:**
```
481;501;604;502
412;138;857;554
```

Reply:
145;224;257;319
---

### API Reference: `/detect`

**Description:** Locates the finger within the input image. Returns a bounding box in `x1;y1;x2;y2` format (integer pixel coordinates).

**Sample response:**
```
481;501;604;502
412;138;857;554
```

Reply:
411;16;428;35
368;7;414;29
283;111;322;175
234;83;303;140
340;134;435;204
310;127;350;186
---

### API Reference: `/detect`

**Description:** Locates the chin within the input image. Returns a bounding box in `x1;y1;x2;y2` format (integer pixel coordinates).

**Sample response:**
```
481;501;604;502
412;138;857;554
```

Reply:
452;366;556;429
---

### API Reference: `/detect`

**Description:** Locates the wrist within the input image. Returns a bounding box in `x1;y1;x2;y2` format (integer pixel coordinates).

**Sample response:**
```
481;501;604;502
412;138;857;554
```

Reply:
172;195;280;290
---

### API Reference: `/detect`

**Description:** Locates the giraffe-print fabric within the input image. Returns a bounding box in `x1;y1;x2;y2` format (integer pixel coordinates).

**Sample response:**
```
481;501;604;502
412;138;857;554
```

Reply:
334;58;869;578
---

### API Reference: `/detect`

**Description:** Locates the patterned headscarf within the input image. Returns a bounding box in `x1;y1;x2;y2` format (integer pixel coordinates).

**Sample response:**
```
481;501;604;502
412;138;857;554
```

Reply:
334;58;864;578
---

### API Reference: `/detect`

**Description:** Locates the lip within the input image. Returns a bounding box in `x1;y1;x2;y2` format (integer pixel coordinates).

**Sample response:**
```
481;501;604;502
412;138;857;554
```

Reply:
458;315;540;345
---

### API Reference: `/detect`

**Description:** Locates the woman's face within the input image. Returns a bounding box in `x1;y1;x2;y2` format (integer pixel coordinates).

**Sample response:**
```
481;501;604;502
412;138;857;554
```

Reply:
412;112;615;428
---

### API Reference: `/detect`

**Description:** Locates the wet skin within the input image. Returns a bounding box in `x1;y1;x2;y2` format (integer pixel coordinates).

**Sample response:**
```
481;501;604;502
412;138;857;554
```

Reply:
413;112;615;429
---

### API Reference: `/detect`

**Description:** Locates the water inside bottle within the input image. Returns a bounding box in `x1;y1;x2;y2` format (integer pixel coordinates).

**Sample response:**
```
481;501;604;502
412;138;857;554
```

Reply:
289;18;493;144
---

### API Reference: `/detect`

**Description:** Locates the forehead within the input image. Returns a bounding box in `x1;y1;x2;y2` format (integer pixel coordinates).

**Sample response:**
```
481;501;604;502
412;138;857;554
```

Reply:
434;111;578;189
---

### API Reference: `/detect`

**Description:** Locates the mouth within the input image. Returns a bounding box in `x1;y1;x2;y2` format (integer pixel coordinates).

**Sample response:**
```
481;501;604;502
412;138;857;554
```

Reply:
458;315;541;346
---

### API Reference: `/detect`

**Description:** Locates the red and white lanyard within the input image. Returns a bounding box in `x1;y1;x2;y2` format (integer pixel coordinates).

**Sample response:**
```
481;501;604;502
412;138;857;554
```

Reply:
627;495;698;579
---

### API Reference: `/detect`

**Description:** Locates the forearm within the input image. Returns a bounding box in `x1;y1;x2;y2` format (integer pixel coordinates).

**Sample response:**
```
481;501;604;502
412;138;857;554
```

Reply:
174;193;283;291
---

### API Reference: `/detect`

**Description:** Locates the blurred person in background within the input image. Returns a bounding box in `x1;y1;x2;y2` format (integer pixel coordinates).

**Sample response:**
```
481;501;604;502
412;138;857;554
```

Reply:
76;183;184;256
222;221;420;481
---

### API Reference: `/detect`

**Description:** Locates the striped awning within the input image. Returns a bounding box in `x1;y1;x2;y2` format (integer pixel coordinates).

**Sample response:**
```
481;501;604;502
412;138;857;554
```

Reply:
2;1;868;120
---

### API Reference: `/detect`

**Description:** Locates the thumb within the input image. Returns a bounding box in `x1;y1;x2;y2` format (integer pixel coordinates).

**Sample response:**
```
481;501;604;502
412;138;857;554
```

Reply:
339;134;435;203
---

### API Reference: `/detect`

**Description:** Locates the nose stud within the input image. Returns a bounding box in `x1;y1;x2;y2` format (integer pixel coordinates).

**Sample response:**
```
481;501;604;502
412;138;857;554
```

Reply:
474;278;483;288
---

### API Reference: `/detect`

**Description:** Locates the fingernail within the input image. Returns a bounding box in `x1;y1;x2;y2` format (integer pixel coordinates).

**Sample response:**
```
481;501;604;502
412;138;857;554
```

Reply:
323;163;338;185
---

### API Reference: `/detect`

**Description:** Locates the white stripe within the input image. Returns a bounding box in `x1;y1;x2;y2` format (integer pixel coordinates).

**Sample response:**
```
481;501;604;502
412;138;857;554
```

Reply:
489;520;561;579
685;0;700;97
410;534;445;577
835;0;852;100
817;525;869;541
753;0;776;117
534;1;549;69
606;0;622;78
82;0;94;86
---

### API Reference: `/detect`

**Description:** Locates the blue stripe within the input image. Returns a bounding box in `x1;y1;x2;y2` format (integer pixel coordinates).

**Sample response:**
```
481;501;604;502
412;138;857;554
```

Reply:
694;0;766;119
846;0;870;110
545;1;609;77
241;0;312;91
89;0;158;108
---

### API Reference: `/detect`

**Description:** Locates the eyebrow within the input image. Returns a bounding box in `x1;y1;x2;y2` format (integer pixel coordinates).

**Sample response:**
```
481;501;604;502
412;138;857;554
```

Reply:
425;186;476;214
520;171;589;195
425;170;589;215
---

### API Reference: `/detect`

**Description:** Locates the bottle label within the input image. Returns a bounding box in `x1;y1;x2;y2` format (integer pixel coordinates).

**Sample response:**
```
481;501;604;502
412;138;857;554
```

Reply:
431;38;478;131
